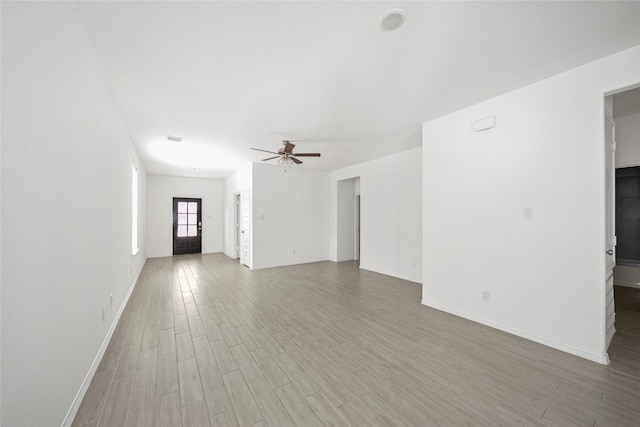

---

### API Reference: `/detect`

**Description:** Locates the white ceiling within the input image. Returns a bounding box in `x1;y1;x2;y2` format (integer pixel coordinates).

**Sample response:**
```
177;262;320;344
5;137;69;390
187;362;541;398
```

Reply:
77;1;640;179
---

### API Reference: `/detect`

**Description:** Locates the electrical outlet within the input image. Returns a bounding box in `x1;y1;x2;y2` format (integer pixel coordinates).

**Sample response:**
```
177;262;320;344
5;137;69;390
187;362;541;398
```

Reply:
102;306;106;321
293;249;296;255
412;262;417;269
482;290;491;302
110;294;114;307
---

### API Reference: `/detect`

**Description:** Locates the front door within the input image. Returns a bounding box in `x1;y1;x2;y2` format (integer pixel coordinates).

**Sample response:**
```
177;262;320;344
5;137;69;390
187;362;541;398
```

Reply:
173;197;202;255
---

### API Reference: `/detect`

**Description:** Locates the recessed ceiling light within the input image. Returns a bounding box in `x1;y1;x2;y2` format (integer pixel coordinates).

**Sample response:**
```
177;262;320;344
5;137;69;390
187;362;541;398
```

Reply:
379;8;406;31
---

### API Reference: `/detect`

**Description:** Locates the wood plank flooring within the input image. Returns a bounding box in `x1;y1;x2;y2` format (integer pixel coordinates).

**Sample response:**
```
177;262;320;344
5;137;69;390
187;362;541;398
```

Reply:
73;254;640;426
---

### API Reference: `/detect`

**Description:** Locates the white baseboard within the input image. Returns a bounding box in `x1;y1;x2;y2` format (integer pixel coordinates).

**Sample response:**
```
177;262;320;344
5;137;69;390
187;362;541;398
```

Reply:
614;280;640;290
60;265;144;427
421;299;610;365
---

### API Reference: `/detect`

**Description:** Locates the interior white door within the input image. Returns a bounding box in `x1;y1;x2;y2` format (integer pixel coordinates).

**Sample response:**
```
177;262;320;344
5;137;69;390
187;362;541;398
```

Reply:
235;193;241;259
605;109;616;350
355;195;361;261
240;191;251;268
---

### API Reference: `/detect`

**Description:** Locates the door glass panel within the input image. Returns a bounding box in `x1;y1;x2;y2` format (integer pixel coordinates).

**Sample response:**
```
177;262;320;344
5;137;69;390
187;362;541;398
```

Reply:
188;214;197;225
177;225;187;237
188;225;197;236
178;202;188;213
178;214;187;225
188;202;198;213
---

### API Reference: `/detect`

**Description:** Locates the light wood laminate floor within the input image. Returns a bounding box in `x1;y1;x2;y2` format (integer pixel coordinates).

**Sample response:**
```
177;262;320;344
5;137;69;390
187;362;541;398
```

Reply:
73;254;640;426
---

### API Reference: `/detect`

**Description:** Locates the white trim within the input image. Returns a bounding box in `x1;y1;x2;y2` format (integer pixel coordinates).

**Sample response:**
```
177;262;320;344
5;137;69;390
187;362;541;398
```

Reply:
604;83;640;98
421;299;610;365
617;161;640;168
606;324;617;350
614;280;640;289
60;265;144;427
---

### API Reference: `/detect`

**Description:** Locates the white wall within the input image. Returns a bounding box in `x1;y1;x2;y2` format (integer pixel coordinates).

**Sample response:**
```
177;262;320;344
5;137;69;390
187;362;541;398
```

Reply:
1;2;146;425
146;175;223;258
615;112;640;167
614;265;640;289
422;46;640;364
330;148;423;283
252;163;329;269
223;163;252;259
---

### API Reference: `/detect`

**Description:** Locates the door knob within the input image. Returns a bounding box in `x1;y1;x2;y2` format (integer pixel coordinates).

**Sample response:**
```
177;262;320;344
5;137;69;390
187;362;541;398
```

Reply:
606;249;613;255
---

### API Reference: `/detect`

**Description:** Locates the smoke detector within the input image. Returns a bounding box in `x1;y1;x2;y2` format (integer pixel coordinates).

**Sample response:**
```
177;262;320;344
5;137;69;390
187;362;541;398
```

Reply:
167;135;183;142
379;8;406;31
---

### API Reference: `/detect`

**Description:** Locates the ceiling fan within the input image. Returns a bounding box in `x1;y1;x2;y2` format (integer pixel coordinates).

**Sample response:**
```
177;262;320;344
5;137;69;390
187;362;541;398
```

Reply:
250;140;321;165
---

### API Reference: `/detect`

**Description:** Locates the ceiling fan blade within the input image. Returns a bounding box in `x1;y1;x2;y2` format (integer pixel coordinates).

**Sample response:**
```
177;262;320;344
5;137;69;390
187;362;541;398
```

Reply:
251;148;280;155
291;153;321;157
262;156;280;161
290;156;303;165
283;141;295;154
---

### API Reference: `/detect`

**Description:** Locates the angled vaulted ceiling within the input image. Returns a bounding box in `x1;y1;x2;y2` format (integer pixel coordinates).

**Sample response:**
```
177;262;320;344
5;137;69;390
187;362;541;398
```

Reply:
77;1;640;178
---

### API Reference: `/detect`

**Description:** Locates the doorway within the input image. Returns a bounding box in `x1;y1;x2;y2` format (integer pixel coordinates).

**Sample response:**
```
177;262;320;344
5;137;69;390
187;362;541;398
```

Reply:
612;87;640;290
337;177;360;262
172;197;202;255
605;85;640;354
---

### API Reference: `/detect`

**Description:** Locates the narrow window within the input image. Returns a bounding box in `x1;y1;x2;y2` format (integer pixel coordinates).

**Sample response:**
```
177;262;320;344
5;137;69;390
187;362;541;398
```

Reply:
132;163;139;254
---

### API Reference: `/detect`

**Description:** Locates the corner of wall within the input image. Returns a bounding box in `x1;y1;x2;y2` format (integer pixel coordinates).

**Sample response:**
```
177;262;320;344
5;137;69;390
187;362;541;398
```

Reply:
421;299;610;365
61;262;144;427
